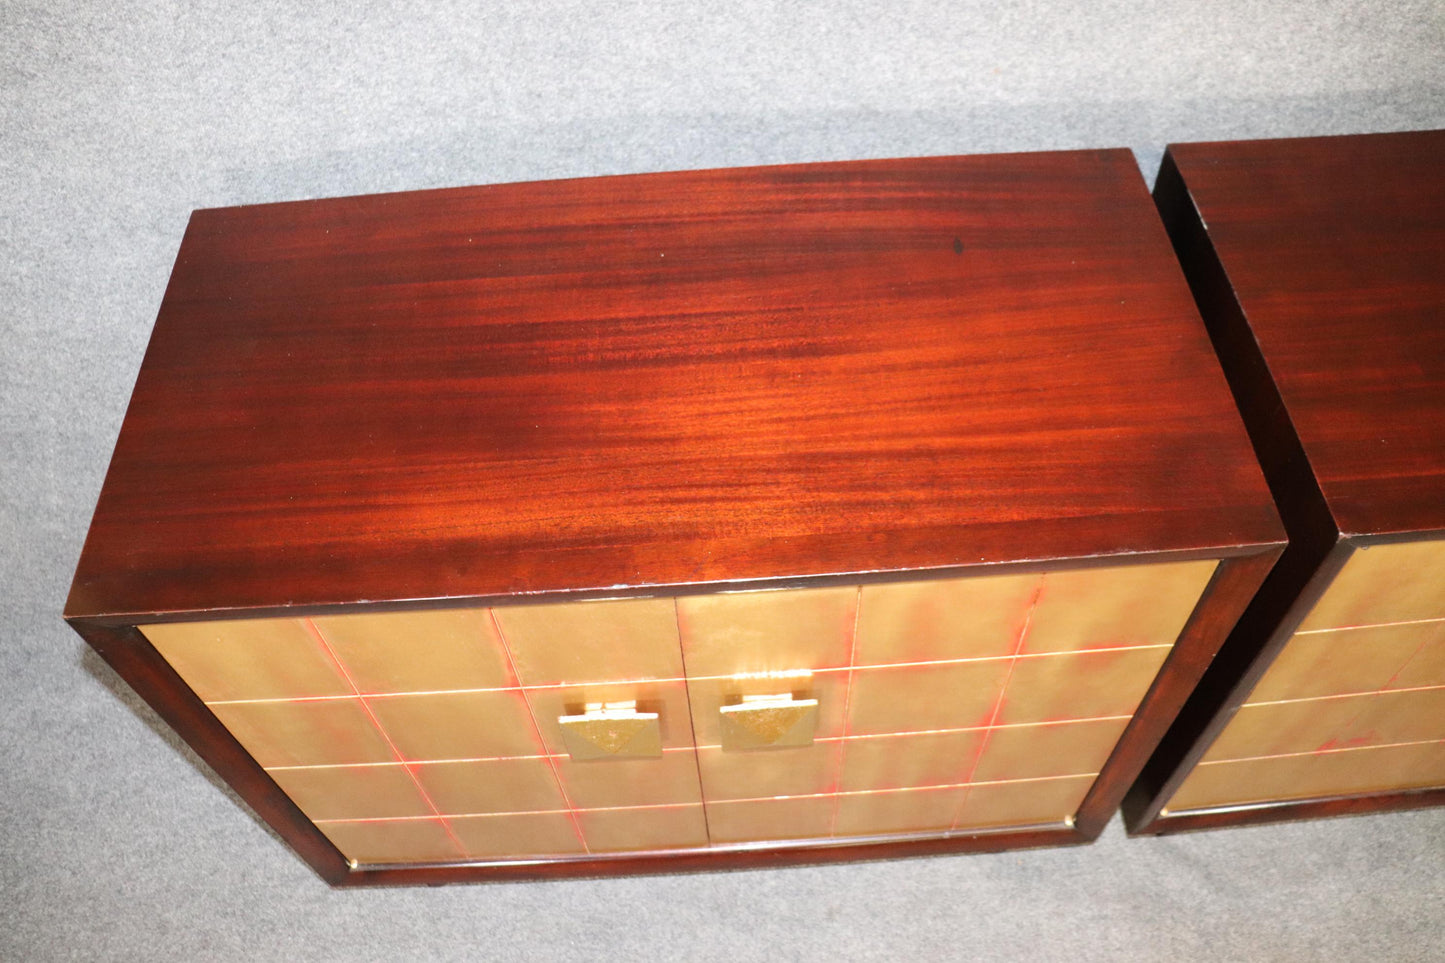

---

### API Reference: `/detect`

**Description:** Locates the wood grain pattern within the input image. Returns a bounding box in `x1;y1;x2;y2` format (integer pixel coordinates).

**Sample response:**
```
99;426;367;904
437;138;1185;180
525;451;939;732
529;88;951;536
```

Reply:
1164;130;1445;538
66;151;1277;621
1127;130;1445;835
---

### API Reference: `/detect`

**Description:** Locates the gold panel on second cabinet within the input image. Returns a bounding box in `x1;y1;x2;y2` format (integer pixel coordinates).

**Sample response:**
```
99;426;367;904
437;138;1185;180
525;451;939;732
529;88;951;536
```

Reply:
1167;538;1445;814
142;556;1217;863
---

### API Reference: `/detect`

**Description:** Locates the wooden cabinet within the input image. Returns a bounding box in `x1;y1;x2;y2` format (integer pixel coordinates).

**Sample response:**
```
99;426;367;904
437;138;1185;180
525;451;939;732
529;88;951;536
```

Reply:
1126;130;1445;835
66;150;1281;884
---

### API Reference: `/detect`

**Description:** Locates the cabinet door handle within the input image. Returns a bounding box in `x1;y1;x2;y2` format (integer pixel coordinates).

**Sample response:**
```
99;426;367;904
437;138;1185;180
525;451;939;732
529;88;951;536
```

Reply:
720;692;819;750
558;701;662;760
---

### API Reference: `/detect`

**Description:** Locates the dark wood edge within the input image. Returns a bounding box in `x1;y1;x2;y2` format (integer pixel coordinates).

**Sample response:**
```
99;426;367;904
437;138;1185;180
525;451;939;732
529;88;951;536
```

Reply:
69;541;1278;628
191;148;1140;217
1076;548;1280;838
1343;528;1445;548
1133;786;1445;836
1122;540;1351;832
1119;146;1445;834
70;619;353;885
1147;149;1336;545
1122;149;1359;834
340;826;1088;887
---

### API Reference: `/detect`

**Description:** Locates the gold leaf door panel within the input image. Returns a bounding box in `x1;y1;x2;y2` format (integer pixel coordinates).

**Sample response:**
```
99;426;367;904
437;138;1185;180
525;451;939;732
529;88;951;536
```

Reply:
683;559;1216;843
142;557;1217;864
1166;539;1445;813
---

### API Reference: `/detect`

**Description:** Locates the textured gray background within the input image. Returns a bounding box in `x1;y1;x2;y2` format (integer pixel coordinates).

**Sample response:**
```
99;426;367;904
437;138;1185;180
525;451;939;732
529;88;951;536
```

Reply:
4;2;1445;960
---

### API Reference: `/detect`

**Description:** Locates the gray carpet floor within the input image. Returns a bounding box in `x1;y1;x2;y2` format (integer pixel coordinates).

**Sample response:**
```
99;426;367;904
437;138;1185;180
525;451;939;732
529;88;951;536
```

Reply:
3;2;1444;959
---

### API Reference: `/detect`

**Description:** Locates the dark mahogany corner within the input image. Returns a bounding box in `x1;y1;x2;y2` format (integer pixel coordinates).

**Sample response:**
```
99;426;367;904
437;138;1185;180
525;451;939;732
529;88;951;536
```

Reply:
1122;148;1330;836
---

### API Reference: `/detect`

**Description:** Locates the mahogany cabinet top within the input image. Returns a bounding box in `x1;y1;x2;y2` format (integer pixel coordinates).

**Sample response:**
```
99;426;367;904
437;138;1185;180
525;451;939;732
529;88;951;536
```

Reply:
1166;130;1445;538
67;150;1279;620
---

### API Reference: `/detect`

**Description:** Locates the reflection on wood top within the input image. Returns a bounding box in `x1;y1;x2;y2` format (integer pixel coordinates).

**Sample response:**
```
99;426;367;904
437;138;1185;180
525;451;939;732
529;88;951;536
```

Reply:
1167;130;1445;537
68;150;1277;618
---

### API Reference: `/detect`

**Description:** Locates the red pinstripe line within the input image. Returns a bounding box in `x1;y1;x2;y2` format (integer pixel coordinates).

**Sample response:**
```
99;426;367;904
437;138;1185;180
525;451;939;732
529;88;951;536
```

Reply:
827;586;864;836
672;598;712;843
1307;627;1442;754
1378;633;1439;691
301;619;467;858
486;609;591;854
949;580;1044;831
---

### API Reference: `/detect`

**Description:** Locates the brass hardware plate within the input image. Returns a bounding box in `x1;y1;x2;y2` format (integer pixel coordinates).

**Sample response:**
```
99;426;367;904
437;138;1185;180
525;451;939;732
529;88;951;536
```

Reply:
558;701;663;760
720;693;819;751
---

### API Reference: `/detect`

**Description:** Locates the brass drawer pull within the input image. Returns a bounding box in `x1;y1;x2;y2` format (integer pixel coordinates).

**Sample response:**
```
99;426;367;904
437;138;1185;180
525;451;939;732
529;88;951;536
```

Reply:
720;692;819;751
558;701;662;760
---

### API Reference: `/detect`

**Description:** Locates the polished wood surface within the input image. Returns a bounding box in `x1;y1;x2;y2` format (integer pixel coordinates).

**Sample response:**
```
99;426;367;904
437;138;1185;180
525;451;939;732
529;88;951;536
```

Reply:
1127;130;1445;835
66;150;1277;620
1164;130;1445;537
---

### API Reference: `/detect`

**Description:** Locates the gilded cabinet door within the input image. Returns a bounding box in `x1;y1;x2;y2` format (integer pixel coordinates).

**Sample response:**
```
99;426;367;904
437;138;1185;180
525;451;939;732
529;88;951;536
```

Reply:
145;600;708;864
143;556;1217;865
678;559;1216;843
1165;539;1445;814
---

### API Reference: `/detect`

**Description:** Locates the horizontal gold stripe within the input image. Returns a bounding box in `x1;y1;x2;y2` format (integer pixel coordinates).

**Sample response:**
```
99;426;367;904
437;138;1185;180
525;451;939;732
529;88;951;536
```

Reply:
1195;736;1445;766
311;772;1100;824
205;645;1173;706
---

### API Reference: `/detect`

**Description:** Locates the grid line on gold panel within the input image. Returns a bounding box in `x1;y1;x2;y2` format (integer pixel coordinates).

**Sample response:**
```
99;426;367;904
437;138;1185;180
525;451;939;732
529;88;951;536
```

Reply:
483;608;592;855
260;717;1141;774
195;642;1179;707
1194;735;1445;768
1169;543;1445;813
310;773;1104;823
667;651;1170;748
826;587;865;836
1244;681;1445;710
300;619;468;859
672;597;713;843
1295;615;1445;636
949;580;1044;831
263;751;555;770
